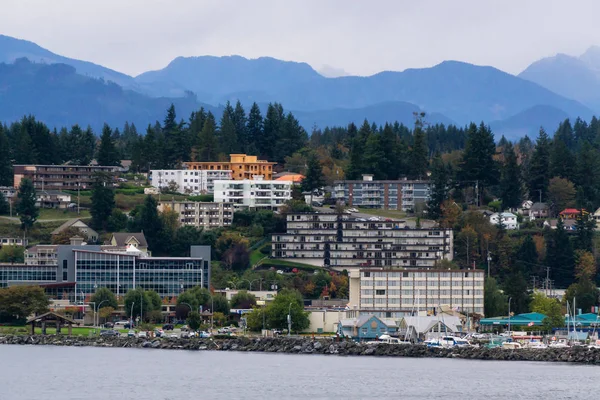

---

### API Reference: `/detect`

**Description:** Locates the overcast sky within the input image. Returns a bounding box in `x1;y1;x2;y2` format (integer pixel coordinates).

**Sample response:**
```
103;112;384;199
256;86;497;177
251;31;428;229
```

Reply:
1;0;599;77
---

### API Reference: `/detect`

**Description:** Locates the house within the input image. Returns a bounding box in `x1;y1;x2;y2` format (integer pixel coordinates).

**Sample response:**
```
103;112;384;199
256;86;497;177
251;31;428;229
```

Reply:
398;315;463;341
521;200;533;210
0;237;28;247
559;208;586;219
529;202;549;219
543;219;577;231
109;232;149;254
36;190;72;209
51;219;98;242
336;314;397;341
489;212;519;229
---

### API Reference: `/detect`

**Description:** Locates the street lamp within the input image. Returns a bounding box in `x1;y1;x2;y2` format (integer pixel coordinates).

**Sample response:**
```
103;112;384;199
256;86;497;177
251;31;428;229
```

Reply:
287;302;293;337
95;299;109;327
211;296;214;333
130;302;135;327
508;297;513;335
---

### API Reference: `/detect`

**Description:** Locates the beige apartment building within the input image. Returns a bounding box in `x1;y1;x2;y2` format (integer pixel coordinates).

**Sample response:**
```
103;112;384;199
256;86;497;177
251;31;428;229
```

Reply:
185;154;276;181
158;201;234;229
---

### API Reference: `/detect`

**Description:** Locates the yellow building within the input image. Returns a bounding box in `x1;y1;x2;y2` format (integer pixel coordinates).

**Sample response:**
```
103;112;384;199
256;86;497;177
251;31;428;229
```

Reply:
185;154;276;180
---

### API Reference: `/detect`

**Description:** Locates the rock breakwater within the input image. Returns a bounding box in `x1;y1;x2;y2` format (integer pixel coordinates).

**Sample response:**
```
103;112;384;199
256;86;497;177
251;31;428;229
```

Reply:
2;335;600;364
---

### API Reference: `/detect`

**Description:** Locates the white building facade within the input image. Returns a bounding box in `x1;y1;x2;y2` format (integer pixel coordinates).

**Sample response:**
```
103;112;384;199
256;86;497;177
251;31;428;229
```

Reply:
489;212;519;230
149;169;232;194
214;178;292;210
157;201;234;229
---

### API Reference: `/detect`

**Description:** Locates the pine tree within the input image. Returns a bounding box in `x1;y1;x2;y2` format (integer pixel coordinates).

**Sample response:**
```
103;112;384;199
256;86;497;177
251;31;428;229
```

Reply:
363;132;385;179
0;191;9;215
546;218;575;288
301;153;325;203
96;124;121;166
574;141;600;211
197;112;218;161
246;103;263;155
427;153;449;220
260;103;284;160
12;121;35;164
139;196;164;254
0;126;12;186
16;178;38;234
380;123;397;179
346;120;370;179
499;142;522;209
528;128;551;202
575;211;596;252
550;138;575;181
232;101;248;151
162;104;187;168
218;101;239;155
90;172;115;232
409;114;429;179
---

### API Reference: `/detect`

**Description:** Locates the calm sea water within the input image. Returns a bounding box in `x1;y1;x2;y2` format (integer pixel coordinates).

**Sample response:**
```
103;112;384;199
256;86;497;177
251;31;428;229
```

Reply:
0;345;597;399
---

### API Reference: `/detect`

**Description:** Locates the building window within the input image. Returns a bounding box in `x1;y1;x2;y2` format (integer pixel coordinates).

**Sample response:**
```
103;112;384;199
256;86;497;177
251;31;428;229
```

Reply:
363;272;371;278
375;289;385;295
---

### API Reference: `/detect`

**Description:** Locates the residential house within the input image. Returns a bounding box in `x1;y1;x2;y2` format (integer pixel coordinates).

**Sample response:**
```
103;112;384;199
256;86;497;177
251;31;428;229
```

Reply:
336;314;397;340
0;237;28;247
543;219;577;231
51;219;98;242
185;154;276;181
36;190;72;209
529;202;549;219
489;212;519;229
559;208;586;219
109;232;149;254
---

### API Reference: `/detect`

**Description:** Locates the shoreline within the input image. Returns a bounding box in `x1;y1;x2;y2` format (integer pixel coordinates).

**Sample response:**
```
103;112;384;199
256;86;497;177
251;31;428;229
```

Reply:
2;335;600;364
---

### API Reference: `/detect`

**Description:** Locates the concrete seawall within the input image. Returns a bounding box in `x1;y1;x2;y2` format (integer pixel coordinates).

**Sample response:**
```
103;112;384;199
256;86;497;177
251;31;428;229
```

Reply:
2;335;600;364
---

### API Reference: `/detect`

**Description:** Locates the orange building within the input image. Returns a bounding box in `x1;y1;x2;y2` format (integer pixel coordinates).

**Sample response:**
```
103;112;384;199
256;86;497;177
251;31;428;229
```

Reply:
185;154;276;180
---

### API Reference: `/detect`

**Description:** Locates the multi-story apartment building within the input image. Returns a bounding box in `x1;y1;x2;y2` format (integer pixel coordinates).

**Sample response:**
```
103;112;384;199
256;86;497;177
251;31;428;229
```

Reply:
149;169;232;194
185;154;276;181
271;213;453;269
13;165;120;190
347;268;485;319
214;178;292;210
2;244;212;303
334;174;431;212
158;201;234;229
25;245;59;266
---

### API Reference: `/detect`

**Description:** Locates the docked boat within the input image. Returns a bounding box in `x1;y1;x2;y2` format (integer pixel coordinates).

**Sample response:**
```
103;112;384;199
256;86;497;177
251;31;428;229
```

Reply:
525;341;547;349
548;339;569;348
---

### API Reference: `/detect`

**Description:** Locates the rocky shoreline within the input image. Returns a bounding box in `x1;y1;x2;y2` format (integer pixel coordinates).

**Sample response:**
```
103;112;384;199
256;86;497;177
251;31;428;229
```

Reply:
2;335;600;364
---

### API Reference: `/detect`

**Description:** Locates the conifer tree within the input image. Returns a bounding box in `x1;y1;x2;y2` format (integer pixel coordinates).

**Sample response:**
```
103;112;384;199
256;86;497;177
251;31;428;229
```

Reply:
546;218;575;288
499;142;522;209
301;153;325;204
427;153;449;220
90;172;115;232
96;124;121;166
197;112;218;161
16;178;38;235
218;101;239;155
246;103;263;155
528;128;551;202
260;103;284;160
363;132;385;179
346;120;371;180
0;126;12;186
459;123;499;205
409;113;429;180
232;101;248;151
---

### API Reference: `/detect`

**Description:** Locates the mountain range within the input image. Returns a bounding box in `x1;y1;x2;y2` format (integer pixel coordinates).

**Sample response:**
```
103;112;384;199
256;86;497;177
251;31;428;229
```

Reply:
0;34;596;140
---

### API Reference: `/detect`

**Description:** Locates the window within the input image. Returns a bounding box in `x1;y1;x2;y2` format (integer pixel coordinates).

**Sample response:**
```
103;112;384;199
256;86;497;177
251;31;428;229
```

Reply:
375;289;386;295
363;272;371;278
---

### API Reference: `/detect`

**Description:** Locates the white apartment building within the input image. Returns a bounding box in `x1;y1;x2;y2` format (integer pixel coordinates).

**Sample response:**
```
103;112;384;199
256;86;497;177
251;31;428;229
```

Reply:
157;201;234;229
272;213;453;269
149;169;232;194
348;268;485;319
214;178;292;210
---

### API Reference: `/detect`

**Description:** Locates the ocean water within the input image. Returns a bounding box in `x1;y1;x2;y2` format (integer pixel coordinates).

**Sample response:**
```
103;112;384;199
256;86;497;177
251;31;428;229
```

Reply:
0;345;597;399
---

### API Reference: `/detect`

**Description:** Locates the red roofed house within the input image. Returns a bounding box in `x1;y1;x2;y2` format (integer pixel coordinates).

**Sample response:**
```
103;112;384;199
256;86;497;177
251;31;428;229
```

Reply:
559;209;586;219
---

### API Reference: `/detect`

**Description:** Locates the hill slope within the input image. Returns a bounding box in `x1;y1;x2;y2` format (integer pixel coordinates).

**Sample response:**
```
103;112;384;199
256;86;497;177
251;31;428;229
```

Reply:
489;105;570;141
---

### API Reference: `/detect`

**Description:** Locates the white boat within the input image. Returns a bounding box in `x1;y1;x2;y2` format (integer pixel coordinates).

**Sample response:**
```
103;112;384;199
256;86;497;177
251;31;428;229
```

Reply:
426;336;471;348
366;334;411;345
548;339;570;348
525;341;547;349
501;341;522;349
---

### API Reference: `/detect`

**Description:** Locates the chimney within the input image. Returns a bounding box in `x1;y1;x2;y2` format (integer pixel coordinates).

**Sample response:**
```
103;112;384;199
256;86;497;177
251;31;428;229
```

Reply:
70;236;84;246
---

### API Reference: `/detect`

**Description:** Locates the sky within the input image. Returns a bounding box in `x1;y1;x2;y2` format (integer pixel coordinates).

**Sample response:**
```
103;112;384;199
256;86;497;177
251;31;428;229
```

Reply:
1;0;600;77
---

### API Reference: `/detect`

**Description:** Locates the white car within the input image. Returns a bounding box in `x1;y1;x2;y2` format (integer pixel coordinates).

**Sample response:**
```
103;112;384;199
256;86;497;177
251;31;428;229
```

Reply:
169;333;178;339
137;331;147;338
348;208;358;213
368;216;380;221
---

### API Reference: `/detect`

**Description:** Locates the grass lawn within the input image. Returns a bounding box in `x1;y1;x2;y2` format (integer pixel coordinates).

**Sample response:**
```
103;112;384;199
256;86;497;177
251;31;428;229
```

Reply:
38;208;91;221
356;208;407;219
262;259;321;270
250;243;271;266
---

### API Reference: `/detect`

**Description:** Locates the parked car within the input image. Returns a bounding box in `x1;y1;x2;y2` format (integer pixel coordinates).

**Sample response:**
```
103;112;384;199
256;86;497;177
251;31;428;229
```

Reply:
137;331;147;338
180;331;190;339
180;325;189;331
199;331;211;338
218;327;231;334
154;330;164;338
368;216;380;221
127;330;136;337
348;208;358;213
162;324;174;331
311;201;323;207
100;330;119;337
114;320;129;328
169;333;178;339
272;329;282;336
103;322;114;328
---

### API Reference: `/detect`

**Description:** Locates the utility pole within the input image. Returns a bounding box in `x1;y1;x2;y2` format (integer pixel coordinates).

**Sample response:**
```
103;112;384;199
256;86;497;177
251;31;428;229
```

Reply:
546;267;550;296
531;276;537;291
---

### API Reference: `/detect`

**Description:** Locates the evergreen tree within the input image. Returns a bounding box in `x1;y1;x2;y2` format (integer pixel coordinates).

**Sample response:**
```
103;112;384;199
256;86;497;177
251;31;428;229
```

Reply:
12;122;35;164
574;141;600;211
502;271;530;315
409;114;429;179
218;101;239;155
139;196;164;254
499;142;522;209
379;123;397;179
196;112;218;161
575;211;596;252
301;153;325;198
96;124;121;166
545;218;575;288
232;101;248;151
162;104;187;168
528;128;551;202
458;123;499;205
246;103;263;155
514;235;539;278
16;178;38;234
363;132;385;179
0;126;12;186
90;172;115;232
427;153;449;220
346;120;370;179
260;103;284;159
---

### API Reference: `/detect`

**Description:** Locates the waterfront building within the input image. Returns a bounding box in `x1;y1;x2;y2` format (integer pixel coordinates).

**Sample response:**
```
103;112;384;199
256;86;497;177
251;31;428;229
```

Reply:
334;174;432;212
185;154;276;181
157;200;234;229
149;169;232;194
337;314;398;340
347;268;485;319
1;244;211;303
13;164;120;190
271;213;453;268
214;178;292;210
